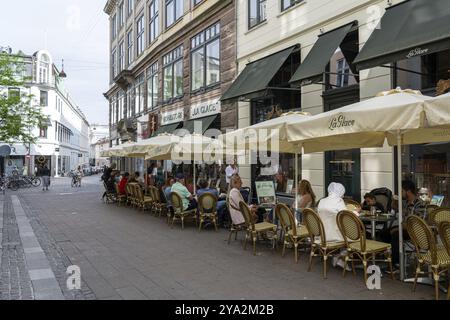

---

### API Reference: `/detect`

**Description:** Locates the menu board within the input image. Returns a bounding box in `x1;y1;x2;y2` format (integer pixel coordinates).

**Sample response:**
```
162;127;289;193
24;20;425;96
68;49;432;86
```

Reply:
255;181;276;205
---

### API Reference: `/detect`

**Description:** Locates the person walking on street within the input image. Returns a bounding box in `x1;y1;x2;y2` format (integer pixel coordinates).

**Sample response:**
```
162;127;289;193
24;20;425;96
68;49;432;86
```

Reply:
40;165;50;191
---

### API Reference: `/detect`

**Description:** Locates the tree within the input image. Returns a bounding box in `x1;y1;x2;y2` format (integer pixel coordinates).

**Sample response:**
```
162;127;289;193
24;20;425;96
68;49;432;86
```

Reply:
0;52;45;145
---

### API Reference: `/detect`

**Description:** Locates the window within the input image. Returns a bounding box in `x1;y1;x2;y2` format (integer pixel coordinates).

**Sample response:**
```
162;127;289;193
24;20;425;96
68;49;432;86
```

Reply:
165;0;183;28
118;91;124;121
134;74;145;114
193;0;203;5
8;88;20;99
119;40;125;72
248;0;266;29
149;0;160;44
118;2;124;27
40;90;48;106
127;0;133;16
191;23;220;91
54;122;72;143
111;48;117;78
147;62;159;110
111;96;117;125
163;45;183;100
38;54;50;83
136;15;145;56
127;30;134;65
281;0;303;11
39;127;47;138
336;58;350;88
127;86;135;117
111;14;117;39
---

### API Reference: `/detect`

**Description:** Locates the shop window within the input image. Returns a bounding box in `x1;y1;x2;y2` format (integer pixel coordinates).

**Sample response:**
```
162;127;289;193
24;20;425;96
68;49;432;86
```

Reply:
395;49;450;95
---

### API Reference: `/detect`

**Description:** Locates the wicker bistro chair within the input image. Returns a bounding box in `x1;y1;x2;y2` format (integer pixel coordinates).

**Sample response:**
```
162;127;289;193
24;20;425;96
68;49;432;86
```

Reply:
198;193;218;231
115;184;127;206
135;185;153;211
130;183;141;208
239;201;277;255
428;207;450;227
125;184;134;207
226;196;247;245
152;186;167;218
302;208;346;279
437;221;450;300
275;203;309;263
406;215;450;300
169;192;198;229
344;199;362;212
425;205;440;224
336;210;394;283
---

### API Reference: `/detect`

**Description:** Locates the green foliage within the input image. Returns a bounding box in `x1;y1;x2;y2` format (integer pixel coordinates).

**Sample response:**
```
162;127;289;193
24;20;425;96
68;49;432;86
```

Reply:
0;52;46;145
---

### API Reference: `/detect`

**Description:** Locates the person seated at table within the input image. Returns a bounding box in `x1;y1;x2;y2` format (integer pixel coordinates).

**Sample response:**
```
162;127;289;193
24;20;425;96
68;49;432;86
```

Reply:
196;179;219;198
228;174;264;225
387;180;426;269
118;172;130;195
295;179;316;224
361;193;385;212
318;182;360;270
171;173;197;211
185;177;195;195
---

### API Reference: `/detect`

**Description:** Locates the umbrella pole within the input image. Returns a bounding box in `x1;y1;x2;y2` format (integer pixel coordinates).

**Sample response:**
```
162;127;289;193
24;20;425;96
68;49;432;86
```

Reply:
397;131;404;281
193;162;196;194
294;152;299;225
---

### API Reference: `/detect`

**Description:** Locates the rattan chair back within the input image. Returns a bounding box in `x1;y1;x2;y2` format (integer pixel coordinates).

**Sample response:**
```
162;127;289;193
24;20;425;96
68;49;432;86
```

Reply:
337;210;366;251
406;215;438;264
198;193;217;214
275;203;296;235
303;208;326;246
239;201;253;231
344;199;362;212
170;192;183;214
429;207;450;226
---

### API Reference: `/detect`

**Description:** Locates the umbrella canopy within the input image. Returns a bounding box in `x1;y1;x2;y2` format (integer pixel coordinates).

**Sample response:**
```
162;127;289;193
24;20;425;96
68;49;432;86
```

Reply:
286;89;431;153
101;142;136;157
218;111;310;154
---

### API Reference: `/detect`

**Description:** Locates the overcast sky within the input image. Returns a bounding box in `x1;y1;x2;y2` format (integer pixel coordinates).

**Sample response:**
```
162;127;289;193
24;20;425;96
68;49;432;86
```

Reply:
1;0;110;125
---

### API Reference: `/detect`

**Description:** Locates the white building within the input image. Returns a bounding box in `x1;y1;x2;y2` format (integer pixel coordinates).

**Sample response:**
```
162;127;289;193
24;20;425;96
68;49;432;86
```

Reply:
221;0;450;205
89;124;110;166
0;49;90;177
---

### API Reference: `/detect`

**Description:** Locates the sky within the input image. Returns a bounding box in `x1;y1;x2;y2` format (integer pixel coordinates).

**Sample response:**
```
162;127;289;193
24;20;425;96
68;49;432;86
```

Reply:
0;0;110;125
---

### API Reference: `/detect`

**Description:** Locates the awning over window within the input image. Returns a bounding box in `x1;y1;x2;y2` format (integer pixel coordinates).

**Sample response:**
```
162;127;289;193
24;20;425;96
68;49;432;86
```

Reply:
152;122;181;137
181;115;218;135
354;0;450;71
220;46;297;102
289;21;356;86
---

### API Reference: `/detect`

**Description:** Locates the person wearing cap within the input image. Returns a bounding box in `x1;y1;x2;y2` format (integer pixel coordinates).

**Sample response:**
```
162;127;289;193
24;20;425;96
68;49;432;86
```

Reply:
171;173;197;211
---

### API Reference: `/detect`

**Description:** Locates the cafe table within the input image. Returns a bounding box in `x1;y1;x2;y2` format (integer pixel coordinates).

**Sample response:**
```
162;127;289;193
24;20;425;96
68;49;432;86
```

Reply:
359;211;396;240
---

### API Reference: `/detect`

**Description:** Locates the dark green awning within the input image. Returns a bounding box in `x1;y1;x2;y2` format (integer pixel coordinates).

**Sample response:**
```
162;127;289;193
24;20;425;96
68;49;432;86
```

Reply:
152;122;181;137
354;0;450;71
220;46;297;102
181;115;218;135
289;22;356;86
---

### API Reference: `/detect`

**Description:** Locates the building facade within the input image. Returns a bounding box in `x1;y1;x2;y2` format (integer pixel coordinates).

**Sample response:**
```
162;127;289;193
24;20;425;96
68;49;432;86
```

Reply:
89;124;110;166
0;49;90;177
222;0;450;204
103;0;237;170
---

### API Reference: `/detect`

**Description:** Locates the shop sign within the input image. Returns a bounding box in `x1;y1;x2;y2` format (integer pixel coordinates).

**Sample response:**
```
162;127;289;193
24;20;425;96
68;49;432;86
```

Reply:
190;99;221;119
329;114;355;131
161;108;184;125
406;47;429;59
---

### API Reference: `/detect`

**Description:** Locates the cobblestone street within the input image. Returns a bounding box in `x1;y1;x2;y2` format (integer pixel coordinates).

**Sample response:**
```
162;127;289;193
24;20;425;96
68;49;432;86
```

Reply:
0;175;441;300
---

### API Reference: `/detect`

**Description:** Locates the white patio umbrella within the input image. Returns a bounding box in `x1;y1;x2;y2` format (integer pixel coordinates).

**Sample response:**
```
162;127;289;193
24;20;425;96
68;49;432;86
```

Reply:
145;133;222;194
218;111;311;215
285;88;450;280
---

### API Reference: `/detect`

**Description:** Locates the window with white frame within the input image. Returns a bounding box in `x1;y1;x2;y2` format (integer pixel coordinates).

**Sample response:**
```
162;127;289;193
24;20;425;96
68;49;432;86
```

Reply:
127;30;134;65
165;0;183;28
147;62;159;110
118;91;124;121
163;45;183;100
119;40;125;72
127;86;135;117
149;0;159;44
111;14;117;39
40;90;48;106
134;74;145;114
111;97;117;125
118;1;124;27
281;0;303;11
336;58;350;88
111;48;117;78
38;54;50;83
136;15;145;56
191;23;220;92
248;0;266;29
127;0;133;17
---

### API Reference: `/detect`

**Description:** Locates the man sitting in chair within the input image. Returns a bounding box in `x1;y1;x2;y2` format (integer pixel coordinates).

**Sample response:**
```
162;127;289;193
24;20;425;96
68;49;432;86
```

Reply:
361;193;385;212
171;173;197;211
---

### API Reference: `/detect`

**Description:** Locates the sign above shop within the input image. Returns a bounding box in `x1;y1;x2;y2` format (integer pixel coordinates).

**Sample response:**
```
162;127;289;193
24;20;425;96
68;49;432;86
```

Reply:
190;99;221;119
161;108;184;125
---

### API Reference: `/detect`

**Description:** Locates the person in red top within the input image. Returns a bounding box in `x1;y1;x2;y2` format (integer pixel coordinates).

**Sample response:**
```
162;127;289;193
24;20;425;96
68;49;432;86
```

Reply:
118;172;130;195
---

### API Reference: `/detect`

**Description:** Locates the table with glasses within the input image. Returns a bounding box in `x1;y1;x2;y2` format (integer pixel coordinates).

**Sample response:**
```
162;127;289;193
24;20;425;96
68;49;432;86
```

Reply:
359;211;396;240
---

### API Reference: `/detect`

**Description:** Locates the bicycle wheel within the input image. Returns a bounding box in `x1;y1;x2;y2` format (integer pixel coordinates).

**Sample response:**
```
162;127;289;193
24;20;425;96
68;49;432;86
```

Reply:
32;177;41;187
9;181;19;191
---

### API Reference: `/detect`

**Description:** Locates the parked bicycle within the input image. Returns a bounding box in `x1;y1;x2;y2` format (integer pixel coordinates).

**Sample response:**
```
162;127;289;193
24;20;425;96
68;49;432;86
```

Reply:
71;174;81;188
0;175;19;193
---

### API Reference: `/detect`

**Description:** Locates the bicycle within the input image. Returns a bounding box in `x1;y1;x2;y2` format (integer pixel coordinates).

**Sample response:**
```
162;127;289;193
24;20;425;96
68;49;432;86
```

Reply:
1;176;19;192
